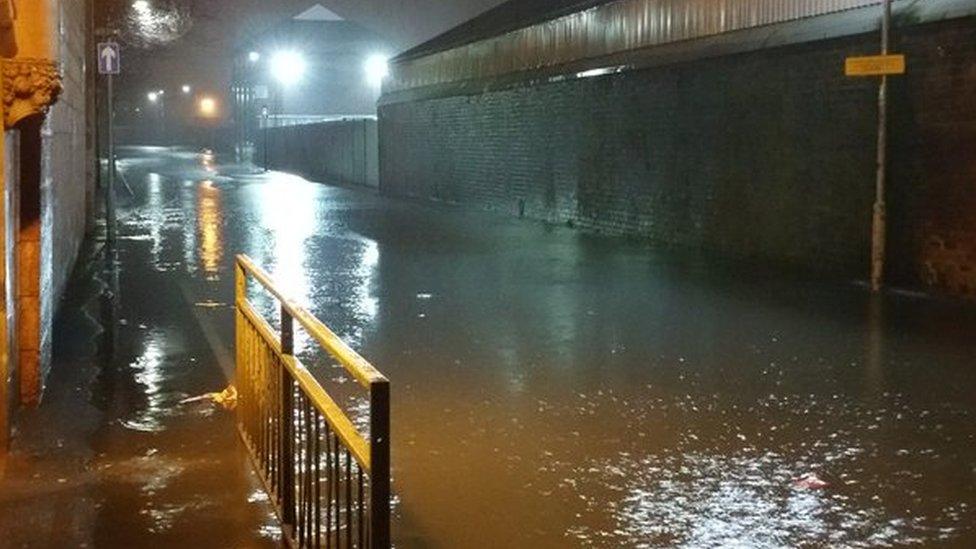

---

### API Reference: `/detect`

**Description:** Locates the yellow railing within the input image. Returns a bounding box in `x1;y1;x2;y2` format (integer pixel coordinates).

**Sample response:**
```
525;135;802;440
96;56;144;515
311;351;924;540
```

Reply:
234;254;390;548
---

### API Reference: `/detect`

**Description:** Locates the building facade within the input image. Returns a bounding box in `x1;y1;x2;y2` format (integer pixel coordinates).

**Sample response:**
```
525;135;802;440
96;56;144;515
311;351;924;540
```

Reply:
0;0;94;463
231;5;392;160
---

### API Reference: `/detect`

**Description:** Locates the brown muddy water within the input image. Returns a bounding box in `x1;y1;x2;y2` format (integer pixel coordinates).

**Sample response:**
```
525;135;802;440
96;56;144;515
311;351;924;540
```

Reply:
108;147;975;548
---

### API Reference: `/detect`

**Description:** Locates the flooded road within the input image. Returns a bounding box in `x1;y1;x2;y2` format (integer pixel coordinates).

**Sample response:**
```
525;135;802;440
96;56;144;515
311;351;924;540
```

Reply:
114;146;975;548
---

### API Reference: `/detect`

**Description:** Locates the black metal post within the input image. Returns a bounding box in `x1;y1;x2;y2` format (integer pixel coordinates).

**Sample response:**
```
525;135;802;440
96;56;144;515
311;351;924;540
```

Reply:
369;380;391;548
105;73;116;254
280;306;296;534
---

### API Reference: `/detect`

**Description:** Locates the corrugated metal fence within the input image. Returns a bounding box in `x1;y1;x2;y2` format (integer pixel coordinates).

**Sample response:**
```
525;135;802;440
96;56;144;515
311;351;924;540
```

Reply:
388;0;887;92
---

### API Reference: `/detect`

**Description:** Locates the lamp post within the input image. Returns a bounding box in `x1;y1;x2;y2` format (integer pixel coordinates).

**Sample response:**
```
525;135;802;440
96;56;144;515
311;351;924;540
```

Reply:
147;89;167;144
261;105;269;172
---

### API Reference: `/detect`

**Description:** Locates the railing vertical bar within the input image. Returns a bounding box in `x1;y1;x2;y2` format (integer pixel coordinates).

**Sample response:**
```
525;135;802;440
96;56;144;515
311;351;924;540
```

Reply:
272;352;279;499
369;380;390;548
295;383;303;542
235;262;245;442
334;431;341;548
358;467;364;549
326;423;334;549
315;412;322;548
346;448;353;549
281;306;296;539
298;395;304;548
305;395;314;546
272;351;278;498
266;345;274;493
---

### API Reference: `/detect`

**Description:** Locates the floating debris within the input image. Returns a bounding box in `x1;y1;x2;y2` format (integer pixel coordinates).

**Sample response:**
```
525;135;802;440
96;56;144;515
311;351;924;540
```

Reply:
179;385;237;410
793;472;828;490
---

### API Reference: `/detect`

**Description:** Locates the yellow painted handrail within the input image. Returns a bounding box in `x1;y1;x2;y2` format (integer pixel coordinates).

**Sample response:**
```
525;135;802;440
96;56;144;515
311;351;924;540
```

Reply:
236;254;387;388
237;297;371;469
234;253;391;548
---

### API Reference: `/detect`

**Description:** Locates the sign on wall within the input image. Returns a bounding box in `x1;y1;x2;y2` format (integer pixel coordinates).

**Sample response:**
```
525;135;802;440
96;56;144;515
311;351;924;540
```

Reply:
845;54;905;77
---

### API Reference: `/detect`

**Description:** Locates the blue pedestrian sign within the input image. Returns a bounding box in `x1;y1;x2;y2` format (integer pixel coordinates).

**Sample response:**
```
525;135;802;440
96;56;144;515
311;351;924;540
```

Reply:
98;42;120;75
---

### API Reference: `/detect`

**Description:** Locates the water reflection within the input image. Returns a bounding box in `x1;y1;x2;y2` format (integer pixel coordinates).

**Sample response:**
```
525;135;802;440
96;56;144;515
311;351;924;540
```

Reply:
258;176;313;288
122;329;170;432
347;239;379;345
864;297;885;401
560;388;974;547
146;172;164;265
197;180;223;277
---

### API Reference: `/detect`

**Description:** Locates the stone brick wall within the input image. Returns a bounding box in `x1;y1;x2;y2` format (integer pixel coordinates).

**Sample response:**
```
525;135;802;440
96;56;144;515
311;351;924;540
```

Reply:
379;17;976;294
37;0;93;389
266;119;379;188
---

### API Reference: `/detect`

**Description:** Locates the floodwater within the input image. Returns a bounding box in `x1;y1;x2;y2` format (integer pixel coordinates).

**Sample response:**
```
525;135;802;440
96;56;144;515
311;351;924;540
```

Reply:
111;147;974;547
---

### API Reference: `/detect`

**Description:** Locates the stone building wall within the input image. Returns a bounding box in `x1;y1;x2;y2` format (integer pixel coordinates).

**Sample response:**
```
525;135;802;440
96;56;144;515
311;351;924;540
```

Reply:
379;17;976;294
40;0;94;381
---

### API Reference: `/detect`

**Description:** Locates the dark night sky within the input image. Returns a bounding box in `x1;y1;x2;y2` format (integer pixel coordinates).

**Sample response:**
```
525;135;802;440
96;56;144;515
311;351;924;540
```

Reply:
120;0;507;104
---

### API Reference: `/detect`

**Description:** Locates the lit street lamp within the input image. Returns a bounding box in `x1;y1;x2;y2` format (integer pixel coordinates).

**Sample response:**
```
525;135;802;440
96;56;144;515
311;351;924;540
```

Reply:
248;51;261;63
182;84;191;94
198;96;218;118
270;50;305;86
365;54;389;87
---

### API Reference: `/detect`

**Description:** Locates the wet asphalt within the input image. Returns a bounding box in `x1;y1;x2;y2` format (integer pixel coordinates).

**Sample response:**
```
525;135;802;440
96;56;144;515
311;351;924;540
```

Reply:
2;146;976;548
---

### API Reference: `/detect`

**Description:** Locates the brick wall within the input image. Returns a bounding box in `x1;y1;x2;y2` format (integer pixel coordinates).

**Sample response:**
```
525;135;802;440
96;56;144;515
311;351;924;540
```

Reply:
266;119;379;188
379;17;976;293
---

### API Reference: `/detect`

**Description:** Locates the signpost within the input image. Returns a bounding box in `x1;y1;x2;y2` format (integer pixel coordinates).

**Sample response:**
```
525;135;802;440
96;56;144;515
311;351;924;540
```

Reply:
845;0;899;293
98;42;120;253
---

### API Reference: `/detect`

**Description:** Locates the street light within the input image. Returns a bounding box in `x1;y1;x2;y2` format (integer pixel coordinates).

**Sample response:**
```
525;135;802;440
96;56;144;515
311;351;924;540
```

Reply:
132;0;149;10
147;91;159;102
248;51;261;63
198;96;218;118
365;54;389;87
270;50;305;86
182;84;191;94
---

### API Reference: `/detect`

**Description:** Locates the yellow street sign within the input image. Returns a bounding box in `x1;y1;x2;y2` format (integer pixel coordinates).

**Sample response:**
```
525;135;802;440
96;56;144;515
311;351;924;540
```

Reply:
845;54;906;76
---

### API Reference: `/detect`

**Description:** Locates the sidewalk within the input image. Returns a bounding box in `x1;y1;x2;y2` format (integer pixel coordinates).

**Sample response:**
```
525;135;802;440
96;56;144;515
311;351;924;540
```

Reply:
0;238;276;548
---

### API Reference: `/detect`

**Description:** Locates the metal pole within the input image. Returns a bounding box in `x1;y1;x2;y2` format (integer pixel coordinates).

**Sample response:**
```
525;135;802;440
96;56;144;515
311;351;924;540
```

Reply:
369;380;390;548
106;73;117;254
280;306;296;534
159;94;166;145
870;0;892;293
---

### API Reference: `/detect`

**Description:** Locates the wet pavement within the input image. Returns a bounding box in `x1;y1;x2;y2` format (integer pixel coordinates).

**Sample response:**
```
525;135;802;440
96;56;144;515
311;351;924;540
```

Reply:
0;165;278;546
5;146;976;548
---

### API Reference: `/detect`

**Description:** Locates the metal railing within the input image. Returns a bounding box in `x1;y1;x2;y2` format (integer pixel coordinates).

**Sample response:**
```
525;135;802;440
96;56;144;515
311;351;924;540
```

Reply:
234;254;390;548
